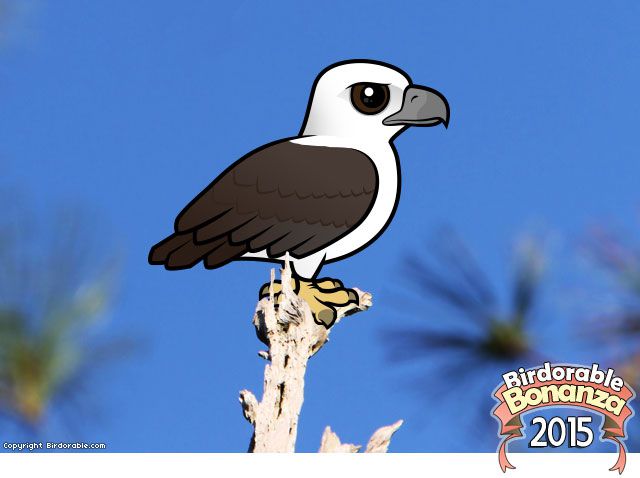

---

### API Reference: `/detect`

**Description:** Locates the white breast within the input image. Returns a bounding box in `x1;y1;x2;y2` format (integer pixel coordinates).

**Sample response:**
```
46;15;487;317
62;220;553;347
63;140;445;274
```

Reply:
291;135;399;262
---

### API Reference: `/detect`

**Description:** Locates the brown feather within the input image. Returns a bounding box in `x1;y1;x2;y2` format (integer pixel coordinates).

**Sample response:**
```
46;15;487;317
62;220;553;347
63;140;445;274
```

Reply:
165;237;227;270
149;139;378;269
204;241;247;268
149;233;192;263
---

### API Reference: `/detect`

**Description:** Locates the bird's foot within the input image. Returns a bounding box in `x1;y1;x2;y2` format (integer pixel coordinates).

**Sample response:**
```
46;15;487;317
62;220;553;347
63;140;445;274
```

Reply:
259;277;359;328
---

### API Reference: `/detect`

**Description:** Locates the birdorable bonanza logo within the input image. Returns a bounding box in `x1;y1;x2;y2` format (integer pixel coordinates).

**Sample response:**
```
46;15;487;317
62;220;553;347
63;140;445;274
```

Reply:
492;362;636;474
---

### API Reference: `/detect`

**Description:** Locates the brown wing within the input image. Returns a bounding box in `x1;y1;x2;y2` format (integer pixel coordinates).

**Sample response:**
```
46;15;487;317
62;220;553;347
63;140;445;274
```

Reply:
148;139;378;270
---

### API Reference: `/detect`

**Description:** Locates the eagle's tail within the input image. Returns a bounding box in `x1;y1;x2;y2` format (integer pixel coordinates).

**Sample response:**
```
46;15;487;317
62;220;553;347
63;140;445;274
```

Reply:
148;233;246;270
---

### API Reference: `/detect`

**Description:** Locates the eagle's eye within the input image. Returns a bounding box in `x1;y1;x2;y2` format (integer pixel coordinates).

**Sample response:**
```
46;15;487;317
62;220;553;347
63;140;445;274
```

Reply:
350;83;390;115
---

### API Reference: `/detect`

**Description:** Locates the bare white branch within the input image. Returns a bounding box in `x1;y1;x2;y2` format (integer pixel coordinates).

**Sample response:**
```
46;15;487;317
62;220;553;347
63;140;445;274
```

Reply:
318;426;361;453
364;420;404;453
239;257;401;453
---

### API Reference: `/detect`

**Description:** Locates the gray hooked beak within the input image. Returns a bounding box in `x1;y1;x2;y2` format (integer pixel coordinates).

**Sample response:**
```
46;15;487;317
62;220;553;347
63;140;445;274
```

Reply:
383;85;450;128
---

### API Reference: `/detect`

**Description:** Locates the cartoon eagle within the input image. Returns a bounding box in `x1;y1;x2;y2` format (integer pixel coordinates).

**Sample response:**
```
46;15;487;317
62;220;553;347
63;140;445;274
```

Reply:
149;60;449;326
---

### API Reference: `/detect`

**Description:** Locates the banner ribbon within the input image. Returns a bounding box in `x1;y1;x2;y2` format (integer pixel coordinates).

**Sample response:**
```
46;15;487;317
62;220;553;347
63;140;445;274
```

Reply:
492;370;634;474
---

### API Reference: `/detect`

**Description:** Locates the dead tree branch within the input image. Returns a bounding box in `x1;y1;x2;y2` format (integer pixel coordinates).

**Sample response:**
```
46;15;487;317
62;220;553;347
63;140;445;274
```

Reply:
318;420;404;453
239;259;401;452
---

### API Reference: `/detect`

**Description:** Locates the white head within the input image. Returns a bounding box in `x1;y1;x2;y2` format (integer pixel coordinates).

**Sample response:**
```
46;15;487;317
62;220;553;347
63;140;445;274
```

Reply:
300;60;449;143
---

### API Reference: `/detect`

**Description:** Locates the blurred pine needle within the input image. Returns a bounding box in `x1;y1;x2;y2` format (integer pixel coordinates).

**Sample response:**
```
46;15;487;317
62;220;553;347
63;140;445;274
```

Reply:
384;228;548;386
0;202;135;429
583;224;640;387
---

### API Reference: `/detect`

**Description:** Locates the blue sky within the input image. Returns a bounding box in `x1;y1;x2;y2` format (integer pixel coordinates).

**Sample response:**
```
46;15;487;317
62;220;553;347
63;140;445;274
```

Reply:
1;1;639;452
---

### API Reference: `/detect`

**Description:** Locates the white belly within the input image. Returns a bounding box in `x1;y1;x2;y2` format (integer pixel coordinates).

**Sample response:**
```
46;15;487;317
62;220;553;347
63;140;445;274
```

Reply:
323;146;398;261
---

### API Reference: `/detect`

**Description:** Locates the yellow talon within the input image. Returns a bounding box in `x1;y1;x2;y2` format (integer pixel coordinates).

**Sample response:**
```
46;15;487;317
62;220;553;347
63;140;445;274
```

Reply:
258;276;358;327
315;278;344;289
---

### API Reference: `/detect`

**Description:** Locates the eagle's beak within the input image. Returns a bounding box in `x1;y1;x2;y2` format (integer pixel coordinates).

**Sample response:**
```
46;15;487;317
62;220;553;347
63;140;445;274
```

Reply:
383;85;450;128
